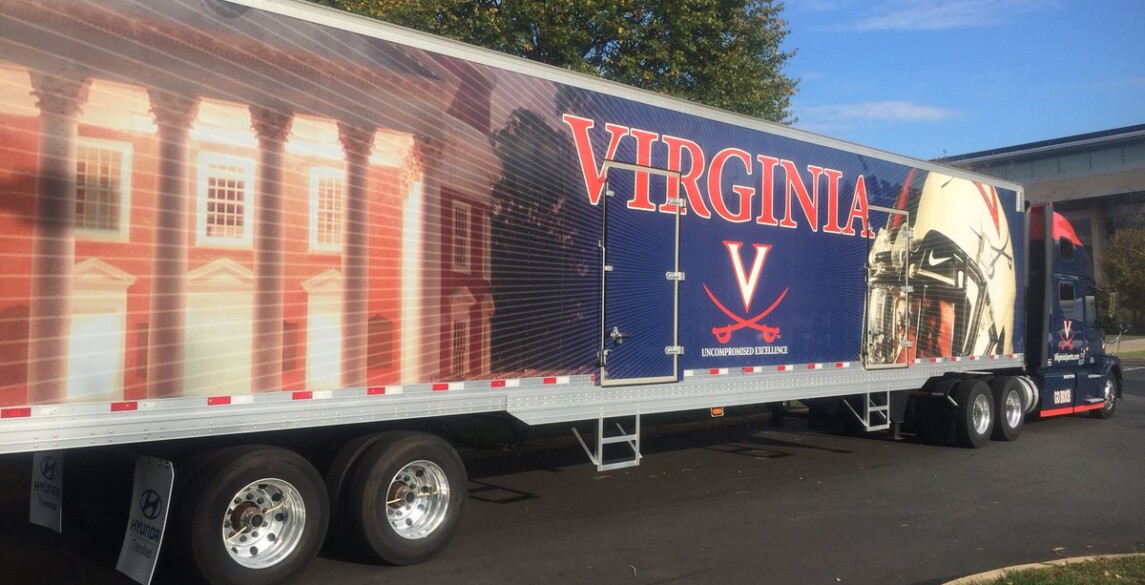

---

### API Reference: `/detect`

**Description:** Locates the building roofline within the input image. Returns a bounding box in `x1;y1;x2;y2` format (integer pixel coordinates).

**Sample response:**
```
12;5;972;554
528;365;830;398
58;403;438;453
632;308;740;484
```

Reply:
944;124;1145;165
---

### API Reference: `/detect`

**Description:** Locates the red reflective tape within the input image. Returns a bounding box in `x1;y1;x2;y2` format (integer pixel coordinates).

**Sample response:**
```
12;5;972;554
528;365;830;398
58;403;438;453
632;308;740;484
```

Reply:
776;365;791;372
1041;406;1072;418
543;377;558;385
1;407;31;419
111;401;138;412
807;364;817;370
292;391;313;400
367;387;386;395
835;362;845;368
709;368;720;375
743;366;755;373
432;383;449;392
1074;403;1104;413
490;380;507;388
207;396;231;406
931;357;942;363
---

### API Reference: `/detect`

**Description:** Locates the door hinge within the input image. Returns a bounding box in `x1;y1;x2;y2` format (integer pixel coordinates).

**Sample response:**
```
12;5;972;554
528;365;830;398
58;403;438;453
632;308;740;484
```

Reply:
665;271;685;281
604;265;613;272
665;345;684;355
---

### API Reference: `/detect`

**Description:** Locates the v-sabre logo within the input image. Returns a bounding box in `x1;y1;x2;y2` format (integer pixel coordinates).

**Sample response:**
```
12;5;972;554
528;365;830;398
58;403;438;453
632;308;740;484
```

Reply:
703;240;789;344
1058;319;1076;351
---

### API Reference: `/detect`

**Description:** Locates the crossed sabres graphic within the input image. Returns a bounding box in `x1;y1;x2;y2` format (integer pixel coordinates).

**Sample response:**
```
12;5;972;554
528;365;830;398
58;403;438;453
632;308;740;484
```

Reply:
703;284;788;345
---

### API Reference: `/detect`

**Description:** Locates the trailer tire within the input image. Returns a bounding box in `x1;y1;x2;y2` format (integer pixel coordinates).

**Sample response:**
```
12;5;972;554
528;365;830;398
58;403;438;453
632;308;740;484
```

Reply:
953;379;993;448
323;433;387;552
989;377;1024;441
1090;373;1119;419
345;431;467;566
178;446;329;585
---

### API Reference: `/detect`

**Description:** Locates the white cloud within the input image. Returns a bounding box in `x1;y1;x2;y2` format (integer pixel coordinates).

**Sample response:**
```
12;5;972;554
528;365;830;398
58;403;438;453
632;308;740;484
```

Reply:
849;0;1060;31
800;101;956;122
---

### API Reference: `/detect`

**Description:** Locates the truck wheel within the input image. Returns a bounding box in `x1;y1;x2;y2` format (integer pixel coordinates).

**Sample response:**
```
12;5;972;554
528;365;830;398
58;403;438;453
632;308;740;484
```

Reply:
989;377;1024;441
953;379;993;448
179;446;328;585
323;433;386;551
1090;374;1119;419
345;431;467;565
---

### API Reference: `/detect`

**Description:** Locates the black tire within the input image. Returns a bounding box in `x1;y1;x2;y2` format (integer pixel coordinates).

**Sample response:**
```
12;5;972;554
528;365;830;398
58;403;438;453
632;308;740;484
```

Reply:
1090;373;1119;419
322;433;385;552
346;431;467;566
989;377;1024;441
177;446;329;585
953;379;993;448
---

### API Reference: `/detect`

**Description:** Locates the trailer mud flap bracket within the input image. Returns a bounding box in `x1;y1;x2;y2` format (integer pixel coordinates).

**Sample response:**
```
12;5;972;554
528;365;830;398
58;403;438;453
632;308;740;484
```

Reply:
572;415;642;471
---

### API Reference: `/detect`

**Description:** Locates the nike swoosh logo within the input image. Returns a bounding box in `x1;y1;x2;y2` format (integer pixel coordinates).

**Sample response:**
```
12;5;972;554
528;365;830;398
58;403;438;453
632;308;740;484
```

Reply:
927;251;952;266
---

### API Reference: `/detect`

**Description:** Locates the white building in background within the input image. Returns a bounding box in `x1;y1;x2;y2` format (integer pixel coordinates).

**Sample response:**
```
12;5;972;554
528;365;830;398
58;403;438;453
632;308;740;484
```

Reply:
945;124;1145;288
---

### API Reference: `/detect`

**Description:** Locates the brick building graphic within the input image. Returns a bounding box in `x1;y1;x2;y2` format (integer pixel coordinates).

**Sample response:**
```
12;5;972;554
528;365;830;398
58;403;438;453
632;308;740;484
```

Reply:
0;0;502;405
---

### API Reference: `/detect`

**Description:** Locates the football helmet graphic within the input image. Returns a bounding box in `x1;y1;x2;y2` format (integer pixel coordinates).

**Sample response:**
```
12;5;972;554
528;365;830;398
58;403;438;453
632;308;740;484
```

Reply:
865;171;1016;365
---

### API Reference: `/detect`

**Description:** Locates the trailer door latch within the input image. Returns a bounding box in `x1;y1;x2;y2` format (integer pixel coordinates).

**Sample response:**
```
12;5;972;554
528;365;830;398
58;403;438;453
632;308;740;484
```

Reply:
664;345;684;355
665;271;685;281
609;326;630;345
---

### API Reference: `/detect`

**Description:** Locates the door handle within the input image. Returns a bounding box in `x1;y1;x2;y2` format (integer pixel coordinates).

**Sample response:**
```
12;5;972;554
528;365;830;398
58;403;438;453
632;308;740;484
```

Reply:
609;326;630;345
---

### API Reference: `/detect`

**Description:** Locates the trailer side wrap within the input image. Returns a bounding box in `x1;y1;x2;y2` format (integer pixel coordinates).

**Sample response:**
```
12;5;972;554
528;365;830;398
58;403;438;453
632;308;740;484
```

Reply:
0;0;1026;452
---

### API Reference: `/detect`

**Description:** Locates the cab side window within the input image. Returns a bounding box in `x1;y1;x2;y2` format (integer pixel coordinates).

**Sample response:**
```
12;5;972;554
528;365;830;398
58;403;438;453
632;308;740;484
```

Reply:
1059;237;1075;261
1084;293;1100;327
1058;281;1075;312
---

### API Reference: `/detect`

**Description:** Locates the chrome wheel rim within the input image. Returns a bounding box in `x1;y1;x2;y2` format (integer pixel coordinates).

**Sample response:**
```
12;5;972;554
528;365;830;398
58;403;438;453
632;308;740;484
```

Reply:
221;478;307;569
1003;389;1023;429
972;393;992;436
387;460;450;540
1103;378;1116;414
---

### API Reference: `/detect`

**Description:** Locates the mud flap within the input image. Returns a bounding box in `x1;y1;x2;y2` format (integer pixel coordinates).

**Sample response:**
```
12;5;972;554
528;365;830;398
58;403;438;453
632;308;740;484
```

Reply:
116;456;174;585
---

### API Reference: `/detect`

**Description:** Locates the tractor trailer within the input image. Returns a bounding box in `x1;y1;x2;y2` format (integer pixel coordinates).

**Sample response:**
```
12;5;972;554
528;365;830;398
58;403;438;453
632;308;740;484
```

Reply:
0;0;1124;584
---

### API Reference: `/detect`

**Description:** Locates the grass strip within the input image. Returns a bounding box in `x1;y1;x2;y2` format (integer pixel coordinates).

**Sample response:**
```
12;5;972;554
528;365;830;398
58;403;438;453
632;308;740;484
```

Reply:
974;555;1145;585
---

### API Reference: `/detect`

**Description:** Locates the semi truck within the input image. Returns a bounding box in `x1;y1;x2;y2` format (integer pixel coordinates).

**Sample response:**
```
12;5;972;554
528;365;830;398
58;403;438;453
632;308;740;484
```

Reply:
0;0;1124;584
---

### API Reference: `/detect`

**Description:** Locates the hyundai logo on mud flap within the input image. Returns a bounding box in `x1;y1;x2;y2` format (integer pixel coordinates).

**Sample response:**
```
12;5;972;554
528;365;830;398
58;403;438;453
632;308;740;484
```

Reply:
139;489;162;521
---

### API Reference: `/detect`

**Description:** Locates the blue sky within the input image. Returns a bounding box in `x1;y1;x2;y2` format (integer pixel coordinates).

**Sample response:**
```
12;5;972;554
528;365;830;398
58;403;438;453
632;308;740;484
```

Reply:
781;0;1145;160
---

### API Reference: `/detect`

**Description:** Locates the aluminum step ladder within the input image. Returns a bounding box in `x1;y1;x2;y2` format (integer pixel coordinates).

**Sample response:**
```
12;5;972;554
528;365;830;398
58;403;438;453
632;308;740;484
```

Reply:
843;391;892;432
572;414;641;471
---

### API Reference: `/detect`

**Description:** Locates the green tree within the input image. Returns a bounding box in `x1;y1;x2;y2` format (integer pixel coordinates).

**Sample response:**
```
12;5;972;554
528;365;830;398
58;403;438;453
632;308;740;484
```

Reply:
309;0;797;122
1103;226;1145;331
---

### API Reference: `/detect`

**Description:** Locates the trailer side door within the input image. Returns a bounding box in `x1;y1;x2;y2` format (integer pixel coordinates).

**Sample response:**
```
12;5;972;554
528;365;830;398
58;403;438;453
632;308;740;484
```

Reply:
599;162;682;386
